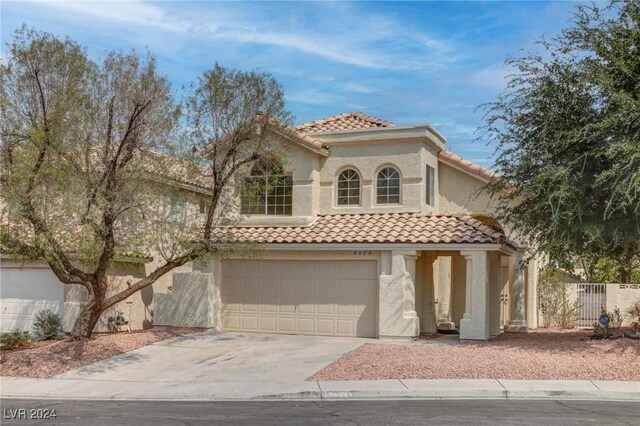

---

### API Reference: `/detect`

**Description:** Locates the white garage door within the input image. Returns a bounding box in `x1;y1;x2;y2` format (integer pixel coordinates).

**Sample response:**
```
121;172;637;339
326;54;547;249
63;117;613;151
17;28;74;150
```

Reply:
0;266;65;332
221;259;377;337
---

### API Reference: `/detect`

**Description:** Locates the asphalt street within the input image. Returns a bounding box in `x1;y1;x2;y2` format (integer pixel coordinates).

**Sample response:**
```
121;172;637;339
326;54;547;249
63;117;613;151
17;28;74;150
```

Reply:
1;399;639;426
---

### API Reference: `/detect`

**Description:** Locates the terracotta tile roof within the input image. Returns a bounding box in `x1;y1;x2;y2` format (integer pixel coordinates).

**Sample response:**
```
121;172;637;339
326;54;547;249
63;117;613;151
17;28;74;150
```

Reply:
296;112;395;133
222;213;509;245
267;122;330;155
438;150;497;181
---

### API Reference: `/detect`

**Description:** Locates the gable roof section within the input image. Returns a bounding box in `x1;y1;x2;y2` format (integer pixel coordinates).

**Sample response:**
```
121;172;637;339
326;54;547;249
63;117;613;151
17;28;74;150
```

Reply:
438;150;497;182
266;123;330;156
220;213;510;246
296;112;395;133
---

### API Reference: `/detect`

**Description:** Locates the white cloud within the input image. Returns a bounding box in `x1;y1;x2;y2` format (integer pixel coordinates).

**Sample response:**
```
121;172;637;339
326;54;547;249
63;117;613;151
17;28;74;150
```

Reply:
31;0;188;32
467;62;511;91
26;1;459;71
286;88;343;107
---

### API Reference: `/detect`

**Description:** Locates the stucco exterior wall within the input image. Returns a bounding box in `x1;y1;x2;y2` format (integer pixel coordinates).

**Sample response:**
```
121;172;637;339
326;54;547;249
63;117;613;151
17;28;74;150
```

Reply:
317;141;438;215
450;252;467;327
438;162;493;216
606;284;640;326
63;262;151;333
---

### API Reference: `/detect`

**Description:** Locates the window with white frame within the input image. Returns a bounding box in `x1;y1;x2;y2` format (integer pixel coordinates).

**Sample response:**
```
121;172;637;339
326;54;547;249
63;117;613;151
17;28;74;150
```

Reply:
376;166;401;204
241;160;293;215
337;168;361;206
426;164;435;206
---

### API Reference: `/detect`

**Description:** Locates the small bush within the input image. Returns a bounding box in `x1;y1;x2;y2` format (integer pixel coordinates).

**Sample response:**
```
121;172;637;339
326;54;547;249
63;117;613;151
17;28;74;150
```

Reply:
0;330;32;350
538;268;580;328
593;307;623;338
32;310;63;341
626;299;640;334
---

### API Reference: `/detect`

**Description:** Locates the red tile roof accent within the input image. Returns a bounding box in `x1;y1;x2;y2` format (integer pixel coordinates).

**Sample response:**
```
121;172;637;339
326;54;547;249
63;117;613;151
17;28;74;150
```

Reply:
221;213;508;245
296;112;395;133
438;150;497;181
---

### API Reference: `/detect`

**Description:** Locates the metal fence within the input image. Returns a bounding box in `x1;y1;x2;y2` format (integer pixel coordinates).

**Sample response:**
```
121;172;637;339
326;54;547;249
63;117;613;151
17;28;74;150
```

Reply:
576;283;607;327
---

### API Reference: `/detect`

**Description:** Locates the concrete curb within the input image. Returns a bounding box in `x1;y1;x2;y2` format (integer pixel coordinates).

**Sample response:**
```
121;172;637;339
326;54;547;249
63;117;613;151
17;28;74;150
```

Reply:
2;377;638;402
263;389;640;402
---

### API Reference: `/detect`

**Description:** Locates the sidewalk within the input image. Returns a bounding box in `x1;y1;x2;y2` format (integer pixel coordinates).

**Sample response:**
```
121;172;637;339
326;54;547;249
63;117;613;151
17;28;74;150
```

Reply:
2;376;638;401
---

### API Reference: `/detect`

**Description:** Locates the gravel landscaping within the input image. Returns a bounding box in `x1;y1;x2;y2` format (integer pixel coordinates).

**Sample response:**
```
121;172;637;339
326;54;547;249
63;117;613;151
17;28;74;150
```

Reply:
0;326;205;378
311;329;640;381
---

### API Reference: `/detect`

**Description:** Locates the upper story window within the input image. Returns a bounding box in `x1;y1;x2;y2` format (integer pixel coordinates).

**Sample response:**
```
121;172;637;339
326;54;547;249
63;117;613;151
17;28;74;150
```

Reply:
426;164;435;206
376;166;401;204
337;168;361;206
241;160;292;215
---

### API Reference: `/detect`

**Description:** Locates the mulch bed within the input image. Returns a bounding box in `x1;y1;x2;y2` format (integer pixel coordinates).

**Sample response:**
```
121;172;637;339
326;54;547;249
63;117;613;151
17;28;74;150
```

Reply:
0;326;205;378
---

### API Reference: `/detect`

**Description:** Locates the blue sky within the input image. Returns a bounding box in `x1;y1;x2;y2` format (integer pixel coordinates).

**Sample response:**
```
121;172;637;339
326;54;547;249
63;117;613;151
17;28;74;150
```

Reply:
1;1;588;167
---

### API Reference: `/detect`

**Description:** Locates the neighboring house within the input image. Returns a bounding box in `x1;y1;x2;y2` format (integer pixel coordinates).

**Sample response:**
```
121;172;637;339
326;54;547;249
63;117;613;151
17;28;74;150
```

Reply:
155;112;540;341
0;158;211;333
1;112;539;340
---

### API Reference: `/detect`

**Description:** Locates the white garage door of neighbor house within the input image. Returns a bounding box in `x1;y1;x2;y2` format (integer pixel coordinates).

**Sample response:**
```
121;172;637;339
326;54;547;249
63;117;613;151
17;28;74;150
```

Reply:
221;259;378;338
0;266;65;332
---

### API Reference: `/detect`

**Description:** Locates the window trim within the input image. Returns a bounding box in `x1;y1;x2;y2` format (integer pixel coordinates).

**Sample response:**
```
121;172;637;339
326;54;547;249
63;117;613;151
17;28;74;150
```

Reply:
374;165;402;205
241;161;293;216
336;167;362;207
426;164;435;207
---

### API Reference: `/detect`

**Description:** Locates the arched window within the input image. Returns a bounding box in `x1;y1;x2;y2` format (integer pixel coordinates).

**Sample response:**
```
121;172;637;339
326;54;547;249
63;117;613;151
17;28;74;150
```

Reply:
376;166;401;204
241;159;293;215
337;169;361;206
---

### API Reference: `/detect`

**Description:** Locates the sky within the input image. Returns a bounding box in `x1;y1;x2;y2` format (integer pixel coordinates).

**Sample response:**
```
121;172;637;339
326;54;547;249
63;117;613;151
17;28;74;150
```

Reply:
1;0;589;168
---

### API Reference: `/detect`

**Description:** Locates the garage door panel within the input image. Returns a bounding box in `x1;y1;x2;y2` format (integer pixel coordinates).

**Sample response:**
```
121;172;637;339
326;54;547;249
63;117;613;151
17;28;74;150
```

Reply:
316;297;335;315
316;318;334;334
261;261;283;278
278;298;296;313
221;277;241;296
261;278;279;295
243;280;259;295
241;316;258;331
1;267;65;332
259;316;276;332
259;296;277;313
278;317;295;332
222;259;377;338
242;300;259;312
223;315;240;329
297;317;314;333
336;319;355;335
291;261;316;279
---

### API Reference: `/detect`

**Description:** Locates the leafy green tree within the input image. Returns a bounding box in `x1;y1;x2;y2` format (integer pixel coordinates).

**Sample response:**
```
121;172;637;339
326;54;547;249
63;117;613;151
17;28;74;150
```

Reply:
1;27;290;338
482;1;640;283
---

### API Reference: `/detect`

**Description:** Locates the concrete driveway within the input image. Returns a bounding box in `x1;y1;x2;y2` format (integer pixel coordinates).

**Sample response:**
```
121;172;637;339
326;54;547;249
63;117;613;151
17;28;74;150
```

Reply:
4;332;369;400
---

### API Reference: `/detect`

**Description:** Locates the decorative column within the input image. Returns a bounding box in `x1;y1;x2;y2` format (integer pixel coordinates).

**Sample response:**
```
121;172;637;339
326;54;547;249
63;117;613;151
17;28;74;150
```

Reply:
421;252;438;334
489;252;502;337
459;250;490;340
526;256;538;329
378;250;420;339
505;251;528;332
435;256;456;330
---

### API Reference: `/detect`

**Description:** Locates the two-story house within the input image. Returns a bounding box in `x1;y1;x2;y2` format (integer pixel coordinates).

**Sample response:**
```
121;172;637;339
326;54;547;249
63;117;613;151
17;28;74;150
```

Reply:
155;112;540;341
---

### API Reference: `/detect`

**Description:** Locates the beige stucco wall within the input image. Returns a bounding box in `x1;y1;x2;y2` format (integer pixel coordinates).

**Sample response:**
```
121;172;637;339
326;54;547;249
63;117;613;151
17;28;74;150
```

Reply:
63;262;151;333
316;141;438;215
606;284;640;326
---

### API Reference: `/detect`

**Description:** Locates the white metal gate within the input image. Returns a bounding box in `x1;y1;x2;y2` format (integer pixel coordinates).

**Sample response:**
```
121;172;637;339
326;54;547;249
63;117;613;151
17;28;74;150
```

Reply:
576;283;606;327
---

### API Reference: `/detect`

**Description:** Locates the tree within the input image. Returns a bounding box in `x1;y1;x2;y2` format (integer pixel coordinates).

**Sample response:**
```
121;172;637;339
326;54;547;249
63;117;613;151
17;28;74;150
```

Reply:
481;1;640;283
0;27;290;338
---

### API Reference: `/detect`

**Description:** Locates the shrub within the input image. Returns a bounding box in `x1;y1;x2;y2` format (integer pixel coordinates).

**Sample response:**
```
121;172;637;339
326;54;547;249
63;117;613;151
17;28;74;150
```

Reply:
626;299;640;334
593;307;623;338
538;268;580;328
0;330;32;350
32;309;63;341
